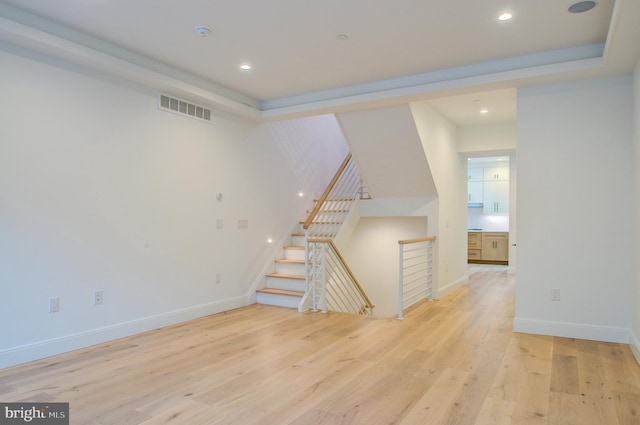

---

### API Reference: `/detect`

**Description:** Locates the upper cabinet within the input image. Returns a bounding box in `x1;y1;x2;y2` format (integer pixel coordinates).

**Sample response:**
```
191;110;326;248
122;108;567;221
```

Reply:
483;167;509;181
468;163;510;214
483;181;509;214
468;181;483;203
468;167;484;182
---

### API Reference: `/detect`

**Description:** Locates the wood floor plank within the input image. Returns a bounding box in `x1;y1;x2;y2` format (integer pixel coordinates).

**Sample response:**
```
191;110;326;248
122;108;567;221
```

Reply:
0;264;638;425
475;397;516;425
397;367;471;424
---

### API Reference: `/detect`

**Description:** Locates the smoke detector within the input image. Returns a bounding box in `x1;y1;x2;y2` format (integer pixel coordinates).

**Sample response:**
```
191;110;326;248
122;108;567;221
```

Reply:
195;26;212;37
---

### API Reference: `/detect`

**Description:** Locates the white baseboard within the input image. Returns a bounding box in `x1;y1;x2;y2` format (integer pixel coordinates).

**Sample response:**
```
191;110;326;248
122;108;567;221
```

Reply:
436;275;469;299
0;296;247;369
630;329;640;366
513;317;630;344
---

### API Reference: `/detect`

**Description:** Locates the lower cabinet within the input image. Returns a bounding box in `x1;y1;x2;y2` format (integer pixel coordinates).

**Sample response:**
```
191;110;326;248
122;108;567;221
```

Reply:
468;232;509;264
467;232;482;260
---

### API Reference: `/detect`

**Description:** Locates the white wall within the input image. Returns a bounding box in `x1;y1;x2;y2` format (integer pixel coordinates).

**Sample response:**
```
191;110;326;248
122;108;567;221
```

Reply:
632;59;640;363
336;105;437;198
0;48;345;367
458;122;517;154
341;217;429;317
515;76;634;343
266;114;350;199
411;101;469;297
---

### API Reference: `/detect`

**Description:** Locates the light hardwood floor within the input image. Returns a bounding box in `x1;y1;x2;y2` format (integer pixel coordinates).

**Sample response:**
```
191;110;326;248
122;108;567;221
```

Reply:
1;265;639;424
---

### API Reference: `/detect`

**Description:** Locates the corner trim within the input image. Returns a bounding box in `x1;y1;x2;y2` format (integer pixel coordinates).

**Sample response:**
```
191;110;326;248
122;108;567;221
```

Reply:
630;329;640;366
0;296;247;369
513;317;630;344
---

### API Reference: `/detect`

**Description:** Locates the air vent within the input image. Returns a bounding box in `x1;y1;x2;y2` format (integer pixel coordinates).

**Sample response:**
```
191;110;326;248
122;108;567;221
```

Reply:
159;94;211;121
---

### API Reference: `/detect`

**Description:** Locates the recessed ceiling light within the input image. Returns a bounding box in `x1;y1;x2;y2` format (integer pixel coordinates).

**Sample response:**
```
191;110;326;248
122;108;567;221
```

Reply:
480;109;489;115
239;63;252;71
336;34;349;41
498;12;513;21
568;1;597;13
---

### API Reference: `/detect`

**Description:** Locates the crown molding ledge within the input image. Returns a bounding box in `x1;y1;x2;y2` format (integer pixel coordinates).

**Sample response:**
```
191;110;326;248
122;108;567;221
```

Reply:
0;2;619;122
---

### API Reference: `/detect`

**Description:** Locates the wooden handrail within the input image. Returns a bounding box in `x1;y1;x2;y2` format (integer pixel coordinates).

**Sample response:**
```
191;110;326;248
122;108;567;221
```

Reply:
303;153;353;230
308;238;375;310
398;236;436;245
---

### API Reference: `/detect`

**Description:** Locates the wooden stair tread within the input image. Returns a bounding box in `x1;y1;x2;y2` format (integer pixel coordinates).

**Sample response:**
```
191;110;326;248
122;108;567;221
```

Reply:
275;259;305;264
266;273;306;280
256;288;304;297
284;245;305;250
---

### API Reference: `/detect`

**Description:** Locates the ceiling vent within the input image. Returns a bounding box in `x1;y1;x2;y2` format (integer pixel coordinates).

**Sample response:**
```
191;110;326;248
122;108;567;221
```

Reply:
159;94;211;122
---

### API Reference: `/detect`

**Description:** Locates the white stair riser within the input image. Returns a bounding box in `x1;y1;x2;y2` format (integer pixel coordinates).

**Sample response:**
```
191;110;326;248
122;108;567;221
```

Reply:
284;249;305;261
275;262;306;275
266;276;307;292
256;292;301;309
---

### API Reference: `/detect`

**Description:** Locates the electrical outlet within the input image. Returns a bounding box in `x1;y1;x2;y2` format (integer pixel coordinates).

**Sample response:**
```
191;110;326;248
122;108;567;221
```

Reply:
216;273;222;284
49;297;60;313
551;288;561;302
94;290;103;305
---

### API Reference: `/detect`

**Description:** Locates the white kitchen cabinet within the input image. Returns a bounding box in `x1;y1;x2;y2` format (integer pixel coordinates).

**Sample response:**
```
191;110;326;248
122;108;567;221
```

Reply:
483;167;509;181
468;181;483;203
483;181;509;214
468;167;483;182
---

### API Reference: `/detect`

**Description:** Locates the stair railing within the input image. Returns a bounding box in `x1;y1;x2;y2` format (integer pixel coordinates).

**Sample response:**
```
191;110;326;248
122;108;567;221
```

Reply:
299;153;373;314
397;236;436;320
303;153;360;239
306;239;374;315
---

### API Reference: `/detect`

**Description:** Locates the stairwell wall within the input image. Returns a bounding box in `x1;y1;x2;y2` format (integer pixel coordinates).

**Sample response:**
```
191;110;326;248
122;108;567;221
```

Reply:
410;102;469;297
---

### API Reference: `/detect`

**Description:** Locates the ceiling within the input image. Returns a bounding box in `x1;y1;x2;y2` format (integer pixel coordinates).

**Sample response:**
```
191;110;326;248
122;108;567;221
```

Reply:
1;0;639;124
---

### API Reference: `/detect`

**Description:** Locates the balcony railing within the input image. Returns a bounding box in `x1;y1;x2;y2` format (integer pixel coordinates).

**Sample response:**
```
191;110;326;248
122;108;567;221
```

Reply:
398;236;436;320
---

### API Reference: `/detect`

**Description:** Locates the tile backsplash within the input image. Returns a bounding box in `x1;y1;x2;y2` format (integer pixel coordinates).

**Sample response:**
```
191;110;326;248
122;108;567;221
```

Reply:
468;207;509;231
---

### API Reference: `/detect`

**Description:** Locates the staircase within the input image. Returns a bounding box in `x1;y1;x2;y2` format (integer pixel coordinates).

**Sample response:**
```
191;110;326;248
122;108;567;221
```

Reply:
255;198;347;310
255;227;307;308
256;153;374;314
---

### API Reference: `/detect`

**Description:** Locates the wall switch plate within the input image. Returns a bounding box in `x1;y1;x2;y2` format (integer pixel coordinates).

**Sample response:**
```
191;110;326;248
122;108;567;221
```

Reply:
216;273;222;284
551;288;561;302
94;290;103;305
49;297;60;313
